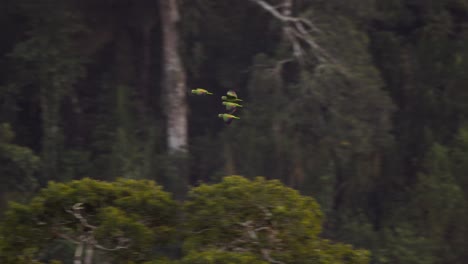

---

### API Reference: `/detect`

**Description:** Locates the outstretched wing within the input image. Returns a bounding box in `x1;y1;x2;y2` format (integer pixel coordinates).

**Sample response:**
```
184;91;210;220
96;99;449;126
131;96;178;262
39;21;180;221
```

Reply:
227;90;238;99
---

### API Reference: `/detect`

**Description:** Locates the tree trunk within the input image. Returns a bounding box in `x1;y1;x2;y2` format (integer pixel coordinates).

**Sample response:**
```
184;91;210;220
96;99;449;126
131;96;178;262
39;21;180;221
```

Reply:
84;243;94;264
159;0;188;154
74;241;84;264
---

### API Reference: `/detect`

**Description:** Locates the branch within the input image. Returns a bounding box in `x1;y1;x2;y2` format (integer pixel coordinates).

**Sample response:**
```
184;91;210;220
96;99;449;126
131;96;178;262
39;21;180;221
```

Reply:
94;244;129;252
94;237;131;251
290;29;328;63
63;204;133;253
250;0;321;33
192;228;213;234
265;58;294;77
249;0;346;71
65;203;97;230
261;248;285;264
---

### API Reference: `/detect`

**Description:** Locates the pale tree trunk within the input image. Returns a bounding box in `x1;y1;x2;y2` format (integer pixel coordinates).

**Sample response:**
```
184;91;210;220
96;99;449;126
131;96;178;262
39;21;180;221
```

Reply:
74;241;84;264
159;0;188;154
282;0;293;35
84;244;94;264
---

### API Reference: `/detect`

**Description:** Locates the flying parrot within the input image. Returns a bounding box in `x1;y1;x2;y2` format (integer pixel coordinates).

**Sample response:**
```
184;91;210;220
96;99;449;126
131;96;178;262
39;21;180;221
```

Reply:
221;89;243;102
218;113;240;125
191;88;213;95
221;95;243;102
227;90;238;98
222;101;243;112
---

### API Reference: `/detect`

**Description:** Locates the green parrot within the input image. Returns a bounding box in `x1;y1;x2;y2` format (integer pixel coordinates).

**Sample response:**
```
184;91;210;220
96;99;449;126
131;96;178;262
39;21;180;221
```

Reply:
218;113;240;124
221;95;243;102
191;88;213;95
227;90;238;98
222;101;243;112
221;89;243;102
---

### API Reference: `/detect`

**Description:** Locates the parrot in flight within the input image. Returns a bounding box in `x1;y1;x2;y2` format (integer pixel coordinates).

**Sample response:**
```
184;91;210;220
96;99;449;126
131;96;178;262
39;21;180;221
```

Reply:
191;88;213;95
218;113;240;125
227;90;238;98
222;101;243;112
221;90;243;102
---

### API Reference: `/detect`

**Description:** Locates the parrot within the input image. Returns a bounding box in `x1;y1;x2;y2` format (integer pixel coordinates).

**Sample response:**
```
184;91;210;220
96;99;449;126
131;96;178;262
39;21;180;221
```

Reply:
227;90;238;98
191;88;213;95
218;113;240;124
221;90;243;102
222;101;243;112
221;95;243;102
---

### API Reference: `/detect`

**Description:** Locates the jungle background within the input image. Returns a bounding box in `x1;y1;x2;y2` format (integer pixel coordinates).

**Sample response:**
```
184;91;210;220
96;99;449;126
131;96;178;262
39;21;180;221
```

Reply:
2;0;468;263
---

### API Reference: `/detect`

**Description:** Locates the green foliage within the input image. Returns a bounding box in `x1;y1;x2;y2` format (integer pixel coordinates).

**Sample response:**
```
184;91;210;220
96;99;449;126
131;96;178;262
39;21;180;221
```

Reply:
0;123;40;210
179;250;267;264
8;0;87;182
0;178;177;263
373;226;436;264
183;176;369;264
0;123;40;187
411;143;464;237
451;125;468;191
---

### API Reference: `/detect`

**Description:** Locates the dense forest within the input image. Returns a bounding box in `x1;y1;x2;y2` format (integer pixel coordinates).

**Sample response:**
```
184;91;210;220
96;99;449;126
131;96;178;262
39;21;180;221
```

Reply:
1;0;468;263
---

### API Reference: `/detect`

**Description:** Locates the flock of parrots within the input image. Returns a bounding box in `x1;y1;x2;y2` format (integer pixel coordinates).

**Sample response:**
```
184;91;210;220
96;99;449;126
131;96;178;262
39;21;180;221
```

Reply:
191;88;243;125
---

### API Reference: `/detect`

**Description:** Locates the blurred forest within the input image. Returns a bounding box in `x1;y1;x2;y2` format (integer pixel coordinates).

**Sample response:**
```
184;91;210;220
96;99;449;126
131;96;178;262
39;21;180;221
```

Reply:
1;0;468;263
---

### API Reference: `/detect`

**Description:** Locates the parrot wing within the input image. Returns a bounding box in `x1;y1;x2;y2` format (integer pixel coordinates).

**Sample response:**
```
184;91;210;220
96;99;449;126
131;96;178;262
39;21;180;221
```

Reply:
226;90;238;99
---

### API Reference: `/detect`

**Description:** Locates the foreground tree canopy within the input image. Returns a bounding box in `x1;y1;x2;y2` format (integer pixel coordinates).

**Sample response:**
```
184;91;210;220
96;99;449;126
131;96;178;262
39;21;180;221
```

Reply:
0;178;178;264
182;176;369;264
0;176;369;264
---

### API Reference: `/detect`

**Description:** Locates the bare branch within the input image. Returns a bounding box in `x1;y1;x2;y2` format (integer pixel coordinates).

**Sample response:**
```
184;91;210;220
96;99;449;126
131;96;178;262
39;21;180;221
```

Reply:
94;237;131;251
294;22;337;64
250;0;321;33
269;58;294;77
65;203;97;230
192;228;213;234
249;0;347;73
261;248;285;264
94;244;130;252
254;226;271;232
289;29;327;63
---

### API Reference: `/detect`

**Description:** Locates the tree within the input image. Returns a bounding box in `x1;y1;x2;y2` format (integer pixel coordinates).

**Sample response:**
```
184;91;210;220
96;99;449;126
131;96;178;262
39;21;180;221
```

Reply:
0;123;40;212
0;178;178;264
9;0;86;182
159;0;188;154
220;0;395;216
144;250;268;264
183;176;370;264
